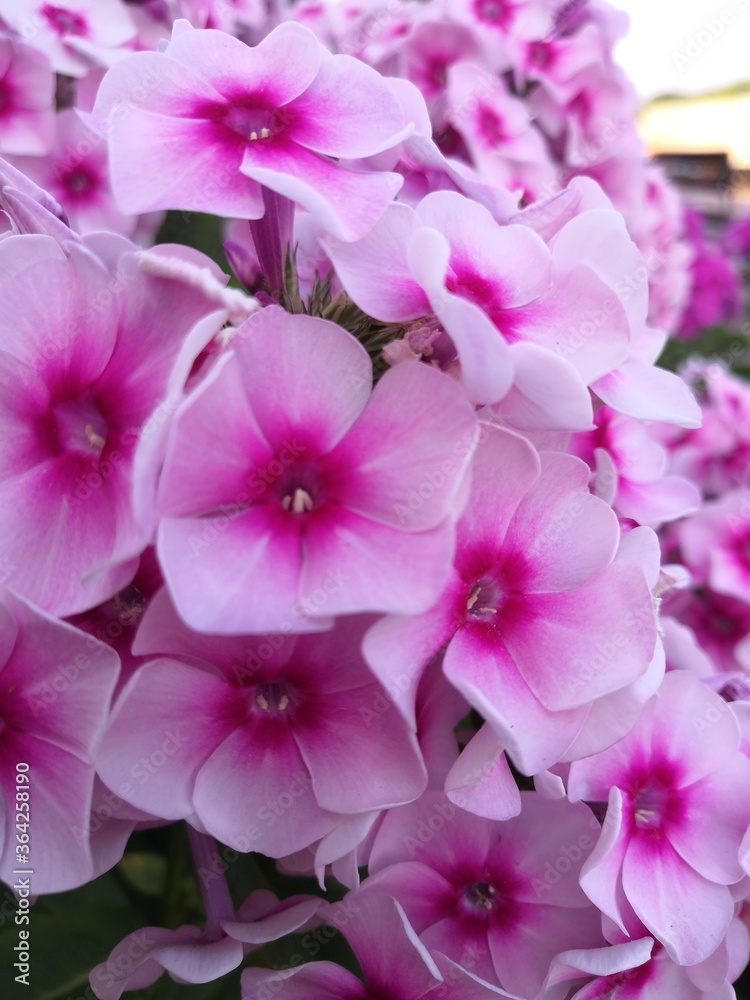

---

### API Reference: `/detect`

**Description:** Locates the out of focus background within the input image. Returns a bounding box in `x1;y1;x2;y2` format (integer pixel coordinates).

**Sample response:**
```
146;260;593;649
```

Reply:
616;0;750;220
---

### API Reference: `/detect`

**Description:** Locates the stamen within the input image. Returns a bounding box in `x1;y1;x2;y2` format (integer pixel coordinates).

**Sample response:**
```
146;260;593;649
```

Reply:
86;424;106;451
253;682;294;715
635;808;656;827
467;584;498;618
463;881;498;911
282;488;314;515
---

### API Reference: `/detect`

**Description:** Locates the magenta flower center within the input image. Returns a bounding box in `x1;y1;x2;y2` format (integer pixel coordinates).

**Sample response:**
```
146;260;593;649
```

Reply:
462;880;499;912
277;464;322;516
53;393;108;458
474;0;510;24
253;682;294;715
466;578;506;623
41;5;87;36
529;41;553;69
633;784;671;831
218;100;292;143
478;106;506;146
62;165;97;197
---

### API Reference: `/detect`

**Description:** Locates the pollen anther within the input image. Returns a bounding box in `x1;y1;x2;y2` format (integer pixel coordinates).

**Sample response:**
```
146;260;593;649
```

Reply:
282;488;314;515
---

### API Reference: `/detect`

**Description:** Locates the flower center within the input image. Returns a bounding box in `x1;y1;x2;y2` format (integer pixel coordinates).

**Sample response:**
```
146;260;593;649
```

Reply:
253;682;293;715
41;5;87;36
220;102;291;142
719;676;750;702
633;785;670;831
281;487;314;515
385;317;458;372
466;579;504;623
478;106;506;145
474;0;509;24
529;41;552;69
63;166;96;197
462;881;499;912
276;463;322;516
53;393;108;458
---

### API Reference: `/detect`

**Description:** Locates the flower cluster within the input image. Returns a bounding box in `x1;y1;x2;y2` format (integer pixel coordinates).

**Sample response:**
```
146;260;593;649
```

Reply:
0;2;749;1000
677;210;744;341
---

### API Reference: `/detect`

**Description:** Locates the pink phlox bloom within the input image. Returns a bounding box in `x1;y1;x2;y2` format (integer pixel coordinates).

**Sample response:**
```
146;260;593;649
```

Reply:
445;61;557;203
570;407;701;528
570;671;750;965
541;927;746;1000
0;31;55;155
0;0;136;77
10;109;139;237
94;20;412;240
665;359;750;498
0;233;228;615
678;489;750;604
364;423;657;774
242;892;518;998
662;585;750;676
150;304;478;633
89;889;320;999
0;590;119;894
363;790;603;997
96;593;428;857
327;185;648;420
678;237;743;340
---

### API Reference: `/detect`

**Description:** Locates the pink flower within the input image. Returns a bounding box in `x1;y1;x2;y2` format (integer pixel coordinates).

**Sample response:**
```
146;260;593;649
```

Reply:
678;237;743;340
665;360;750;498
518;19;603;104
0;32;54;155
362;790;603;997
663;586;750;676
149;304;477;634
445;61;557;202
449;0;552;54
588;323;700;429
326;187;646;416
262;658;473;890
242;892;516;999
541;921;750;999
385;16;482;107
569;671;750;965
570;408;700;528
10;109;142;237
677;489;750;603
723;214;750;259
0;0;136;77
0;590;119;893
96;592;428;857
364;423;657;774
0;234;226;615
94;20;411;239
91;884;320;999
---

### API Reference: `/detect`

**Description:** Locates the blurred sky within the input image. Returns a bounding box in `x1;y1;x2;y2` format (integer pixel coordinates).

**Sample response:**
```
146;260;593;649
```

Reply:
612;0;750;102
